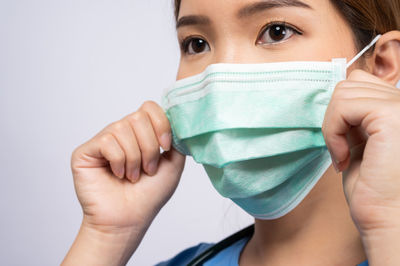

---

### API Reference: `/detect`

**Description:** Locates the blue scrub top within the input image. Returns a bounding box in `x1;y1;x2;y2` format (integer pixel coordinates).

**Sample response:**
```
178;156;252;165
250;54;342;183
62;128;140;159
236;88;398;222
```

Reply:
155;235;369;266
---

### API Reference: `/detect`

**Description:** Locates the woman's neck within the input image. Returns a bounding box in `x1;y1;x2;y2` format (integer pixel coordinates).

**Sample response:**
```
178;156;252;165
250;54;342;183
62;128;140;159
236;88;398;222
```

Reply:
240;165;366;266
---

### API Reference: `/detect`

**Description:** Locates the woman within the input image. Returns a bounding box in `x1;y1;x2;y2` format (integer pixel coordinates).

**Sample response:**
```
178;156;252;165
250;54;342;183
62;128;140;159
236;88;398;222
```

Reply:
62;0;400;265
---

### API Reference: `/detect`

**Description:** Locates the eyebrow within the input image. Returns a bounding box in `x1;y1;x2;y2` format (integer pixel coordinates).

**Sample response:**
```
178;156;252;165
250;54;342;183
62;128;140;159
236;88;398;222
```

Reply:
176;15;211;29
176;0;312;29
237;0;312;18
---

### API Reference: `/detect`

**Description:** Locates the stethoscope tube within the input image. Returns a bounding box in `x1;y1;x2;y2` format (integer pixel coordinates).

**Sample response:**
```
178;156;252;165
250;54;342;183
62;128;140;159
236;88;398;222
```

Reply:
187;224;254;266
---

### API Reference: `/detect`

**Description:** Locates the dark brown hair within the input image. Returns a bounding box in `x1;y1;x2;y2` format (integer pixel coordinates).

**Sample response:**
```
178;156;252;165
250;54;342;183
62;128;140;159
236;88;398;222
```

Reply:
173;0;400;52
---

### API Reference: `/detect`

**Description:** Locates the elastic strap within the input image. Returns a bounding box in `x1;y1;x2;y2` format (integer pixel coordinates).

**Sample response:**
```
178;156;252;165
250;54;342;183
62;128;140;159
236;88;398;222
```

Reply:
346;34;382;69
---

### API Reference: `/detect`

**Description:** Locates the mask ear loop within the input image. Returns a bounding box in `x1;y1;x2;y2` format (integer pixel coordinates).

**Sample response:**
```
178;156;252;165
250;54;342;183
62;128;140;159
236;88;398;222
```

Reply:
346;34;382;69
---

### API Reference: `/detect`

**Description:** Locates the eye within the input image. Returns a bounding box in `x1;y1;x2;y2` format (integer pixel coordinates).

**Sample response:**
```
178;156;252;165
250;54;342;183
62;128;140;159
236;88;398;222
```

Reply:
181;37;210;55
256;22;302;45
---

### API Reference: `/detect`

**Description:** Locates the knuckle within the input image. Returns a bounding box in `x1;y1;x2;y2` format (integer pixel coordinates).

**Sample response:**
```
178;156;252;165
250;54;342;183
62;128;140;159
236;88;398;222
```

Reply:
141;100;158;111
333;81;347;97
128;111;145;124
99;133;114;145
335;80;347;88
110;121;126;133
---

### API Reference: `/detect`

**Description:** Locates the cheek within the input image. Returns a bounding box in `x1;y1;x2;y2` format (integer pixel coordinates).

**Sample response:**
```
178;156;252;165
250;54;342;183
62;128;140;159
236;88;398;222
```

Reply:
175;65;185;81
176;58;211;80
175;59;191;81
294;2;358;62
294;30;357;63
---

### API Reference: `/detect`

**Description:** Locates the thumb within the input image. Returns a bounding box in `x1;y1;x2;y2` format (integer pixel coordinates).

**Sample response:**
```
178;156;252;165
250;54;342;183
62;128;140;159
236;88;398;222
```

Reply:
346;125;369;150
143;147;186;208
159;147;186;177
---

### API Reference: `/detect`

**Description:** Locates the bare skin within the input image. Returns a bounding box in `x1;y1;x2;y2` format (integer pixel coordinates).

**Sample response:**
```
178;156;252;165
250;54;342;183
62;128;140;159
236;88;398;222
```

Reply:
62;0;400;265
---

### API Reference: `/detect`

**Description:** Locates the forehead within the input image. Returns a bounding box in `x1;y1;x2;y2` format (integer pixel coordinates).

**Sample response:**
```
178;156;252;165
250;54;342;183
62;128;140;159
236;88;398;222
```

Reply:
178;0;330;18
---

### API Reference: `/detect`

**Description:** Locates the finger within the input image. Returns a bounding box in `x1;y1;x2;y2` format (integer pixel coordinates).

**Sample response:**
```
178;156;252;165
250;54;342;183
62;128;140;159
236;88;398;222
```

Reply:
342;141;365;204
346;125;369;149
332;84;400;105
323;97;392;171
88;133;126;179
335;80;399;96
348;69;395;88
160;146;186;172
139;101;172;151
130;148;186;208
105;121;141;183
153;148;186;197
127;111;160;176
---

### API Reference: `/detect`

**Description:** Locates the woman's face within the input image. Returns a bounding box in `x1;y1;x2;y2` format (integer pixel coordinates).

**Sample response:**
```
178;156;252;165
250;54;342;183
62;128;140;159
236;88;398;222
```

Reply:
176;0;359;80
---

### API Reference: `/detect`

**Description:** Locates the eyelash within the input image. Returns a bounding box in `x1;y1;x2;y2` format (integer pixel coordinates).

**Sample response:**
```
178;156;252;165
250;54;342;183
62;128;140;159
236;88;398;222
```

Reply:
179;21;303;55
256;21;303;44
179;35;206;54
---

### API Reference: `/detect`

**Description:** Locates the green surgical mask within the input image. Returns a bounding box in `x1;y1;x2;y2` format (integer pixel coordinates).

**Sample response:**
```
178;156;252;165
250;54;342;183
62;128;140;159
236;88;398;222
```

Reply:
161;35;381;219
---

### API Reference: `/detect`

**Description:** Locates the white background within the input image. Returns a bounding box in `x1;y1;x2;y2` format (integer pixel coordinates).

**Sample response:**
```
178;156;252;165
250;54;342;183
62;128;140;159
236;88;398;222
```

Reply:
0;1;253;265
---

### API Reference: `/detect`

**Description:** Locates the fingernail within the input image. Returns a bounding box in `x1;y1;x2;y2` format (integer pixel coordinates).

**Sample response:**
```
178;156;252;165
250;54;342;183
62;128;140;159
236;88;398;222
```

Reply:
147;160;158;175
160;133;171;151
131;168;140;182
117;166;125;179
129;168;140;182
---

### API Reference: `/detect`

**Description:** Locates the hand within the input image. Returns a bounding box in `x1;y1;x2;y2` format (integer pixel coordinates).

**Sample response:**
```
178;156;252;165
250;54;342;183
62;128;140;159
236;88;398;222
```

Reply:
70;100;185;234
322;70;400;234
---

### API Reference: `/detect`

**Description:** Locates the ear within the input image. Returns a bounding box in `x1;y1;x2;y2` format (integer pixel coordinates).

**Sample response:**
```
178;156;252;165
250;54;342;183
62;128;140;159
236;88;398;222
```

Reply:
367;30;400;86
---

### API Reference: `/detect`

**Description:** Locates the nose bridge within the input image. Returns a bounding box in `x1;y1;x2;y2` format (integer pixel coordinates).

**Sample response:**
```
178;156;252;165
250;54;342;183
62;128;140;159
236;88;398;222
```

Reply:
213;35;250;64
211;28;266;64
